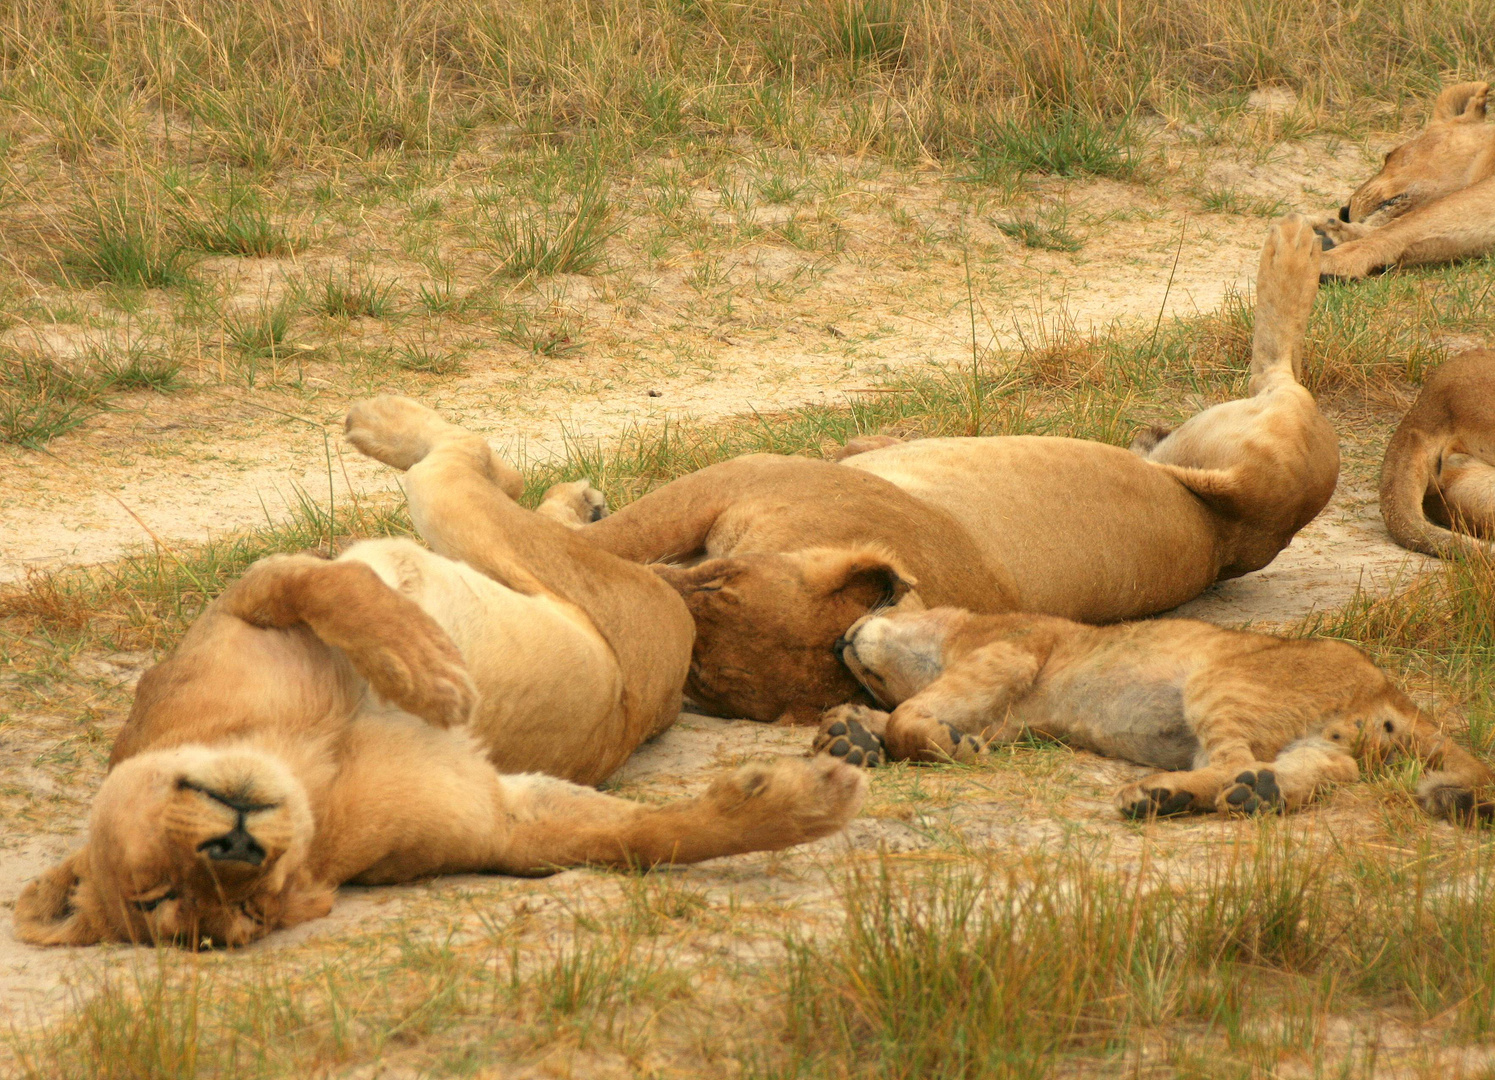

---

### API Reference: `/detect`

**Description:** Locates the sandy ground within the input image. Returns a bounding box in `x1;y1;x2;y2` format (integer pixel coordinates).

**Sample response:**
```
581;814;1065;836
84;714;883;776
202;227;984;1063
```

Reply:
0;130;1375;581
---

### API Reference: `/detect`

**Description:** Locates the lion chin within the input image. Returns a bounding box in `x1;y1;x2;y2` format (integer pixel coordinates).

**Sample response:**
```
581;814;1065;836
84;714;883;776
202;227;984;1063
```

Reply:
16;745;327;949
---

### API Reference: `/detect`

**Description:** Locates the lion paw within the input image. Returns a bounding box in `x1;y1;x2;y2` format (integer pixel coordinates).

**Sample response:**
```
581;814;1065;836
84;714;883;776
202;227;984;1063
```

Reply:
937;722;986;764
1216;769;1284;815
813;705;888;768
1417;783;1495;825
535;480;609;528
707;756;868;846
345;395;465;470
1116;783;1196;820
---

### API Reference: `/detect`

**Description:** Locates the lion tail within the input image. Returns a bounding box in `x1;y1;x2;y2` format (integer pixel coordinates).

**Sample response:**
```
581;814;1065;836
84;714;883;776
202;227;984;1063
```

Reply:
1378;427;1493;559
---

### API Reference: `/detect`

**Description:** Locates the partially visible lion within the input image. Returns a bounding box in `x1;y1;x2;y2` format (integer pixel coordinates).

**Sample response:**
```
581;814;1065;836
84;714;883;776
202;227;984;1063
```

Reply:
812;606;1494;822
1315;82;1495;279
1379;350;1495;558
570;216;1338;724
14;397;865;948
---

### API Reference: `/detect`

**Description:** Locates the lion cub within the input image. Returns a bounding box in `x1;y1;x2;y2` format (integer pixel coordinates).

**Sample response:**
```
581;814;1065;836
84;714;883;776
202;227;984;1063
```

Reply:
813;607;1493;821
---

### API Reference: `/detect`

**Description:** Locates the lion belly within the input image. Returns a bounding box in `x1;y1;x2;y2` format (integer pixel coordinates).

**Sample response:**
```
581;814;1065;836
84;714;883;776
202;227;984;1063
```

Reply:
339;539;627;783
1011;651;1201;771
844;437;1221;622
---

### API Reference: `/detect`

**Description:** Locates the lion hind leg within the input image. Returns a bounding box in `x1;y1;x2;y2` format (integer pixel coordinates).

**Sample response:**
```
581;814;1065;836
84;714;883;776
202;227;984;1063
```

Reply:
1251;214;1322;389
494;757;866;872
1216;737;1358;815
345;395;523;498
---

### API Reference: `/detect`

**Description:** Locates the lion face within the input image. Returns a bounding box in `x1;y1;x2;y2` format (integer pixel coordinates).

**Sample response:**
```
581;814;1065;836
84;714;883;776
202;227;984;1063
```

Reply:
839;608;955;707
16;745;327;948
653;548;920;724
1345;82;1492;224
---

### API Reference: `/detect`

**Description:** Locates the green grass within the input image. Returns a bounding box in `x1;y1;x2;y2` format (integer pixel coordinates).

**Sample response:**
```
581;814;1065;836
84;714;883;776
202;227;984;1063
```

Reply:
972;108;1139;180
313;265;397;320
480;178;616;280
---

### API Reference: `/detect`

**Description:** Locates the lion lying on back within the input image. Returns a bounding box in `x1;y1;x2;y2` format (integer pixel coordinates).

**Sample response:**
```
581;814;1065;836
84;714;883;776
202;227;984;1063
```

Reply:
813;606;1492;822
1315;82;1495;279
1379;349;1495;559
15;398;864;948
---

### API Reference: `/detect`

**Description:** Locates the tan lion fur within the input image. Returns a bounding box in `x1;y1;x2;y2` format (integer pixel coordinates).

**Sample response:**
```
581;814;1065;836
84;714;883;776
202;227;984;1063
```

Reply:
813;606;1493;822
1379;350;1495;558
572;217;1338;724
14;397;865;948
1316;82;1495;279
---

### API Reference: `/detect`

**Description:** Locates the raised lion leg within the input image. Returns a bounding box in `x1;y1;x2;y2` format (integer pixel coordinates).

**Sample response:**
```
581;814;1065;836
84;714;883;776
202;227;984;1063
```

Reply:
494;757;866;871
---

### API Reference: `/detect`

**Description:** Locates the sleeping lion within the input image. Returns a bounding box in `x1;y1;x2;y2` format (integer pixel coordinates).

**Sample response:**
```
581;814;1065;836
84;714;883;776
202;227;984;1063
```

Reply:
14;397;865;948
812;606;1492;822
567;216;1339;724
1315;81;1495;279
1379;349;1495;559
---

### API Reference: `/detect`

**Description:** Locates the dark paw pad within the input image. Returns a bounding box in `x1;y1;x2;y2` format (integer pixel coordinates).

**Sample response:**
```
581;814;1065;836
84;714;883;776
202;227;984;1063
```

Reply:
1222;769;1284;814
1123;787;1195;819
820;719;885;768
1318;232;1337;251
939;723;984;761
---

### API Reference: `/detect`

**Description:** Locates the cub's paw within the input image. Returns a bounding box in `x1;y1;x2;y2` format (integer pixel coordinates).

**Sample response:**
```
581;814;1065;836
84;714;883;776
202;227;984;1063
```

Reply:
1116;782;1196;820
536;480;609;528
1216;769;1284;815
813;705;889;768
1417;782;1495;826
345;395;460;470
935;722;986;764
1129;425;1172;458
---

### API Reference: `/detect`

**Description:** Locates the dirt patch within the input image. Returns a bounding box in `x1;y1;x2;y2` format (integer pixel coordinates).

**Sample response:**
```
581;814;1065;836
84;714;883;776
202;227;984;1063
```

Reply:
0;135;1380;581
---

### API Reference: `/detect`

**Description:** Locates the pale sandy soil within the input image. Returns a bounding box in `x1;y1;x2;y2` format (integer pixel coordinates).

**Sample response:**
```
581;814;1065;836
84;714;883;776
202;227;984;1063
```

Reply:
0;131;1375;581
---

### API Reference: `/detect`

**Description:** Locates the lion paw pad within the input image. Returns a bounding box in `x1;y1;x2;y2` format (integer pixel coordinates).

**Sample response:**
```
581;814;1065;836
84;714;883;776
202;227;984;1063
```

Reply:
817;718;886;769
1220;769;1283;815
1121;787;1195;819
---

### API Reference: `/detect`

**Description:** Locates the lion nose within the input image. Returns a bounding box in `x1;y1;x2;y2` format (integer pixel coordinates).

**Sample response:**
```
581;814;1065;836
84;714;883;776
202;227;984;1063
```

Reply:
833;636;851;661
198;824;266;866
1338;205;1350;222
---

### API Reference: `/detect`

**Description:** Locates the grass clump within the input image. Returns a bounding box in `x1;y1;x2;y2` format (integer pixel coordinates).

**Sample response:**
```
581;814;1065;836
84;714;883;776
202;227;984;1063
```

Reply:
63;184;189;289
0;349;100;447
314;266;397;319
973;108;1138;179
995;204;1082;252
482;179;615;280
178;180;305;258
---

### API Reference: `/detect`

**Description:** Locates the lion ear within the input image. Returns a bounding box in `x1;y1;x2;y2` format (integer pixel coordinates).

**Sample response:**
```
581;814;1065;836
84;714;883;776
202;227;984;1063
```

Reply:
798;548;919;607
14;850;109;946
1432;81;1489;124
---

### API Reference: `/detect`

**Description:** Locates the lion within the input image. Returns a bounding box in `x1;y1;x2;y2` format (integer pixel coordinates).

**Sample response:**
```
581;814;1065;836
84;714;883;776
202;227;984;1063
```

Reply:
811;605;1493;822
1379;349;1495;558
568;216;1338;725
13;397;866;948
1315;81;1495;279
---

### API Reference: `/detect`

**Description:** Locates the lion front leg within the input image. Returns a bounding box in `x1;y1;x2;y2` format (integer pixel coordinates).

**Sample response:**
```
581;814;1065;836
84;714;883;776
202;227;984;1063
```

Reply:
1321;179;1495;279
493;757;867;871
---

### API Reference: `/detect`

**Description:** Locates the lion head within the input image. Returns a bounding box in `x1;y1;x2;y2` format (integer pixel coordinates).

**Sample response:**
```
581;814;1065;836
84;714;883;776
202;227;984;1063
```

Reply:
15;745;330;948
1343;81;1493;225
652;547;920;724
838;607;962;707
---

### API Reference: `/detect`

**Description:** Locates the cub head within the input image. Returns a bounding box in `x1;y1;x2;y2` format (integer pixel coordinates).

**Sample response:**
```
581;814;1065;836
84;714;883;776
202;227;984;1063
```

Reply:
1343;82;1493;224
15;746;329;949
839;607;964;707
653;547;920;724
